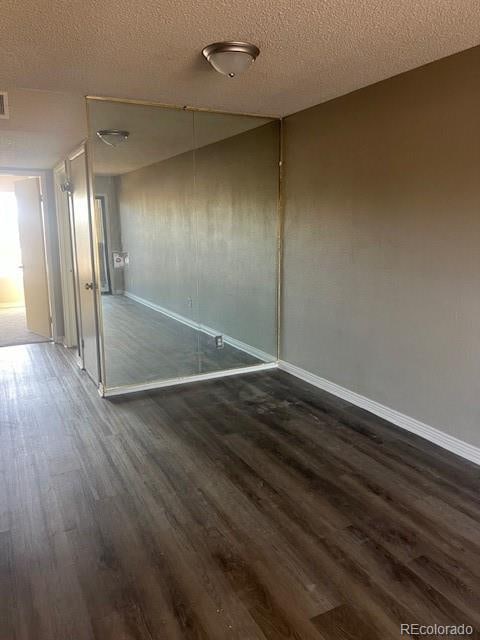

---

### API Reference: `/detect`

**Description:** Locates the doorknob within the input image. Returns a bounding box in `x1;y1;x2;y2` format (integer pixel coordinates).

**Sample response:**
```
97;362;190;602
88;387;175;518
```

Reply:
84;282;94;290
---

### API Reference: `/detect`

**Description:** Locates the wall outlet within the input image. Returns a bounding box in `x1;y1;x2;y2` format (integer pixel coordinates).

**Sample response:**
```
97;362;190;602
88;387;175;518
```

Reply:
215;335;224;349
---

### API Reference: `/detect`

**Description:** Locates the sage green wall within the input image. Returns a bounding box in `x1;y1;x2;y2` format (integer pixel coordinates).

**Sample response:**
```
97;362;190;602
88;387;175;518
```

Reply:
116;151;197;320
282;46;480;447
117;122;279;357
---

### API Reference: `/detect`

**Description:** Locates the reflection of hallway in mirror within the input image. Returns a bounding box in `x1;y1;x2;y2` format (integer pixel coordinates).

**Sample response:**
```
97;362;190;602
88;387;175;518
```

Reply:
102;295;262;388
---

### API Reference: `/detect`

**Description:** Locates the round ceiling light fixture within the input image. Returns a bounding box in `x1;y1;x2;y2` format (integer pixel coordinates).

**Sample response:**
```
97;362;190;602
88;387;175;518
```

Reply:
202;41;260;78
96;129;130;147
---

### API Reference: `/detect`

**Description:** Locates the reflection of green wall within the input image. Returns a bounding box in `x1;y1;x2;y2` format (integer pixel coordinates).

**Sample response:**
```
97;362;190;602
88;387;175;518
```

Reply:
116;122;279;356
116;152;196;319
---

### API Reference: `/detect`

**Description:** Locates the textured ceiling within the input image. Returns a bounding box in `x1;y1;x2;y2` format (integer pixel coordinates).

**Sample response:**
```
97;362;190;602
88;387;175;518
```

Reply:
1;0;480;117
0;89;86;169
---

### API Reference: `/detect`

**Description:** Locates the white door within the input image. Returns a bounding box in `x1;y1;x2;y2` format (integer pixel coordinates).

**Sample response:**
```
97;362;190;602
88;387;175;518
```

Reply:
14;177;52;338
69;147;100;383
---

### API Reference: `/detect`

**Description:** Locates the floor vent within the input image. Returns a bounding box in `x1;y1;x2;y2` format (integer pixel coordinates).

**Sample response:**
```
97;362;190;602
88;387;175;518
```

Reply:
0;92;9;119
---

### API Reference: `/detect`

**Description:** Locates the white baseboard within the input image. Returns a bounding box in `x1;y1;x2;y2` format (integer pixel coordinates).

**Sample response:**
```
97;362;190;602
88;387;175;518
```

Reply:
123;290;275;363
0;302;24;308
278;360;480;467
104;362;278;397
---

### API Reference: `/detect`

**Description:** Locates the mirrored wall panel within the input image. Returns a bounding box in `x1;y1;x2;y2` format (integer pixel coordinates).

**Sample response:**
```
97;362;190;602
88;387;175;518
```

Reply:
87;98;279;391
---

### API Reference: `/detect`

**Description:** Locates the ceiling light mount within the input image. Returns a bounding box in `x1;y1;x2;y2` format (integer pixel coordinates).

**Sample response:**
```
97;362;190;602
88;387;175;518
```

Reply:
96;129;130;147
202;41;260;78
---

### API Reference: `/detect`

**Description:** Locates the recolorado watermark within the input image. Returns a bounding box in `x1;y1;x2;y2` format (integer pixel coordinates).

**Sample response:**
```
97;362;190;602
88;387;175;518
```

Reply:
400;623;474;636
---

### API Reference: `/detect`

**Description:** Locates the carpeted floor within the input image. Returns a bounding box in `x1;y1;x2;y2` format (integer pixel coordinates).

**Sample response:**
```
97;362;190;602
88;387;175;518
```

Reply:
0;306;51;347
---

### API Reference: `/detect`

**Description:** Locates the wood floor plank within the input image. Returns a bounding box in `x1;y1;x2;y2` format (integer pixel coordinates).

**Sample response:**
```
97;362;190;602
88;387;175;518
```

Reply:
0;531;15;640
311;604;380;640
1;342;479;639
408;555;480;628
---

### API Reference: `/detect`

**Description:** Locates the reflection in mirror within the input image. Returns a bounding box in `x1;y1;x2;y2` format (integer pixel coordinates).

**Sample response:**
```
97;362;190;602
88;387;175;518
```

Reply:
193;110;280;373
87;98;279;391
93;196;111;294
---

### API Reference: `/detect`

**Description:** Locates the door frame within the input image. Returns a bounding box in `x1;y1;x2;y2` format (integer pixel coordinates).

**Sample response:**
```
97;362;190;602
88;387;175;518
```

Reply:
67;143;105;388
0;167;58;341
53;161;79;350
85;141;107;391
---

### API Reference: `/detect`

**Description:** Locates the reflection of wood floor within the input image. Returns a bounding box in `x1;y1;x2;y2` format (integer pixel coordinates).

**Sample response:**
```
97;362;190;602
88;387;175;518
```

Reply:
1;342;480;639
0;306;50;347
101;295;262;388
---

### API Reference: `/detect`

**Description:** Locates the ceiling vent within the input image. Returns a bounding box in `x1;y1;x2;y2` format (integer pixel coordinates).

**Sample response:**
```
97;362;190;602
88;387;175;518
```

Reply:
0;92;9;119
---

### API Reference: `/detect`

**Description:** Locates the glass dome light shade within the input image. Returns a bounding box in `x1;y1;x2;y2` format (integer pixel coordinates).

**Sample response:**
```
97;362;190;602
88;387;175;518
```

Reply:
202;42;260;78
96;130;130;147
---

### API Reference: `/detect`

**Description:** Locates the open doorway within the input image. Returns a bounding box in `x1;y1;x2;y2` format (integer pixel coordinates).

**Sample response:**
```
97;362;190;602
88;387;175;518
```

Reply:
0;174;52;347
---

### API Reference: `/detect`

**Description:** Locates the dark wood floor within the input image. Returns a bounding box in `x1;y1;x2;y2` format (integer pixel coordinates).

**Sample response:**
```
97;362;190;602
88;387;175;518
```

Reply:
1;343;480;640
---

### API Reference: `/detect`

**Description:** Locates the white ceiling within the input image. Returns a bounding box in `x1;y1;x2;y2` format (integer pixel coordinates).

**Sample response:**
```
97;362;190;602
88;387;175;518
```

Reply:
1;0;479;117
0;89;86;169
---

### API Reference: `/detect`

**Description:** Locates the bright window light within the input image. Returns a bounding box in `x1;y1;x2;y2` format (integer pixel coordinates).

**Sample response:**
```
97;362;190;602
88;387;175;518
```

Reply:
0;191;22;278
